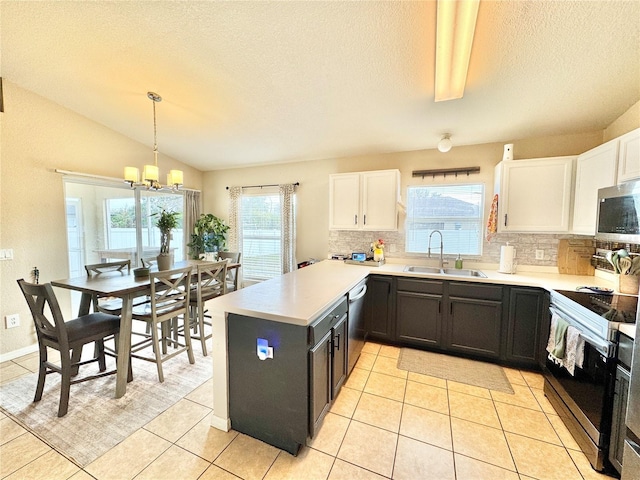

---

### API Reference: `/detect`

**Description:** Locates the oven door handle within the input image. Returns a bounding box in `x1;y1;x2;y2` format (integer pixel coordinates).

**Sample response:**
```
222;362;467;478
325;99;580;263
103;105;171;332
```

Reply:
549;306;613;357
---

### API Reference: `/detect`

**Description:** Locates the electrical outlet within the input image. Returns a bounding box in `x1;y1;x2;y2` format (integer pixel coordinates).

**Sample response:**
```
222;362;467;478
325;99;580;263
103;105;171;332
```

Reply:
535;249;544;260
5;314;20;329
389;243;397;253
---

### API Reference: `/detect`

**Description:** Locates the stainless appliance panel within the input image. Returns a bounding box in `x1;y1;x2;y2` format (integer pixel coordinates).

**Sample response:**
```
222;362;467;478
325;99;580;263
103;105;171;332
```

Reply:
626;321;640;437
622;438;640;480
347;279;367;374
596;181;640;243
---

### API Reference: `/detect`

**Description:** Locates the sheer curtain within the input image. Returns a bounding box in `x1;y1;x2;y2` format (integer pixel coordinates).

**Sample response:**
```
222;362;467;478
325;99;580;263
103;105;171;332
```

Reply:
228;183;297;282
279;183;297;273
183;189;201;258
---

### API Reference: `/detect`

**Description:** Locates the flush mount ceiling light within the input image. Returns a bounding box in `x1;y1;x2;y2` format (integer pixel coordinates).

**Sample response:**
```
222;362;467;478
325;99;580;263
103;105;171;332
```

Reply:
434;0;480;102
438;134;453;153
124;92;183;190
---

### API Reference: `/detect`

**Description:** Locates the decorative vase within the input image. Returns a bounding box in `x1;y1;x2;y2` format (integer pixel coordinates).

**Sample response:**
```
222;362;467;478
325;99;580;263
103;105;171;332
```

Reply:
157;253;172;271
373;248;384;262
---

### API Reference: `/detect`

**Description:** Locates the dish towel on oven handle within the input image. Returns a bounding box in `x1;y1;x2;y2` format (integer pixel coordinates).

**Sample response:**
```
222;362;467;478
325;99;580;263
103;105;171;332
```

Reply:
547;312;584;376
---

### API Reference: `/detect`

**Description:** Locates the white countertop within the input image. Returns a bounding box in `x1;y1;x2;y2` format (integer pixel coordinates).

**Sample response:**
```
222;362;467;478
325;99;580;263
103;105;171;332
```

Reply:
210;260;637;335
210;261;369;326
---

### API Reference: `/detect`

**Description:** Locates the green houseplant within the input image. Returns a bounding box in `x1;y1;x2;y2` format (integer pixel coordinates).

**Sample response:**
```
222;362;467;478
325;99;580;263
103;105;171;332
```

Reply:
187;213;230;259
154;209;180;270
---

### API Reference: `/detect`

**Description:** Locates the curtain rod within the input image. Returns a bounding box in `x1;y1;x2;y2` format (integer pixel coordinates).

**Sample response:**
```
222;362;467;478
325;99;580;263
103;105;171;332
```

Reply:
55;169;201;192
225;182;299;190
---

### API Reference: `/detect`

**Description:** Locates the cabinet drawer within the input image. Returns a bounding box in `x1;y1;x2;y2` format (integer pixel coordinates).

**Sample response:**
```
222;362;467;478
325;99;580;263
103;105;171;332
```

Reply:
397;278;443;294
309;297;348;345
449;282;503;301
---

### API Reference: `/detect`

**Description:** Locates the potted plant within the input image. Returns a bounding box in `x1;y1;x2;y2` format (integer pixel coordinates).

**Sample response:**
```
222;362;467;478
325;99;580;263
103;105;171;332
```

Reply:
187;213;230;260
154;209;180;270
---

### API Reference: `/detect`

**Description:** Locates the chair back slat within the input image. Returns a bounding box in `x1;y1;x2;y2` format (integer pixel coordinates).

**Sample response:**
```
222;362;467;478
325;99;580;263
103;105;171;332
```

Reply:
85;260;131;277
141;257;158;269
217;252;241;291
149;267;191;321
195;261;227;301
17;279;69;347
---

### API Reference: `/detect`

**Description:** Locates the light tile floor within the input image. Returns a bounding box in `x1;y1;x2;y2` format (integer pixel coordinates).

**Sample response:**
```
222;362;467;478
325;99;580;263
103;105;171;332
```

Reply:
0;342;614;479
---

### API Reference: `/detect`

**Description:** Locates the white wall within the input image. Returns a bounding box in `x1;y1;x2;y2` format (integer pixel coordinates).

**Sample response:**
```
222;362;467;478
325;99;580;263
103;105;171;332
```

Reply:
0;81;203;358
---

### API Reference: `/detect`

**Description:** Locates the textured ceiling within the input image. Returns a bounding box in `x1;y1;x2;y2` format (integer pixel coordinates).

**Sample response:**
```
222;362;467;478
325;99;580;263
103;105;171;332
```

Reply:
1;1;639;171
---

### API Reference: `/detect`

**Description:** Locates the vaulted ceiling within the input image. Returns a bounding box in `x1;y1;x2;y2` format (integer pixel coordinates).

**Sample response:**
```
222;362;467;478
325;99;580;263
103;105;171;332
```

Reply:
2;1;639;170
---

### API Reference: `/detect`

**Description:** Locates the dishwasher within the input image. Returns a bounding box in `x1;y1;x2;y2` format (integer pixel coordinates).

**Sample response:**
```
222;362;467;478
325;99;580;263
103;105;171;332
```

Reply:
347;278;368;374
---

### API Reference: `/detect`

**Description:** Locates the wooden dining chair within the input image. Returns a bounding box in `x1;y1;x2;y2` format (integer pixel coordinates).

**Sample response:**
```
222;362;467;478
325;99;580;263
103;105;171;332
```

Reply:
84;260;149;315
187;260;227;356
217;251;241;292
129;266;194;382
17;279;131;417
140;257;158;269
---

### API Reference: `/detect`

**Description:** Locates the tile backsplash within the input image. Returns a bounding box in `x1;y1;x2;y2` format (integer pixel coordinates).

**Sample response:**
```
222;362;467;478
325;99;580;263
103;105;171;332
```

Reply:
328;230;595;267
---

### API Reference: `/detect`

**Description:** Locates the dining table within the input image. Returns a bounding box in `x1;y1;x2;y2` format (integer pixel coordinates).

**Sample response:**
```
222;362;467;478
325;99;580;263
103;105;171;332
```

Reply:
52;260;241;398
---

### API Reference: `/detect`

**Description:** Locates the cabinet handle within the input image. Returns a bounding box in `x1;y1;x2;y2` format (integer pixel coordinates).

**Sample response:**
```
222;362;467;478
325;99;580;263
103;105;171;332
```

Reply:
354;214;357;225
334;333;341;351
504;214;508;227
363;214;366;225
438;300;441;314
450;303;453;315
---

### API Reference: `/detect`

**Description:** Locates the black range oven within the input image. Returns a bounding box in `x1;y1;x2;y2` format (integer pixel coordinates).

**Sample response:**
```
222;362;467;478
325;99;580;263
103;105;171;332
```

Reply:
543;289;637;473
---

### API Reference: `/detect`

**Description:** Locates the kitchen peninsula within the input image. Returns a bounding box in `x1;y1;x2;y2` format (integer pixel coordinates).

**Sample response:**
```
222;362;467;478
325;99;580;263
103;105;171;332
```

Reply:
208;259;621;452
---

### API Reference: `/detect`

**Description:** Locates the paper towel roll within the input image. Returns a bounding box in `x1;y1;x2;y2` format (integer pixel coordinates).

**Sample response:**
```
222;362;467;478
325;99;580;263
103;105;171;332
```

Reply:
499;245;515;273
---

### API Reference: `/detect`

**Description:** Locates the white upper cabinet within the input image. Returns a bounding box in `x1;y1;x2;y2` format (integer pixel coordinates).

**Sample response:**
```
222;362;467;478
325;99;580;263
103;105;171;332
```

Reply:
617;128;640;184
329;169;400;230
572;140;618;235
494;156;575;233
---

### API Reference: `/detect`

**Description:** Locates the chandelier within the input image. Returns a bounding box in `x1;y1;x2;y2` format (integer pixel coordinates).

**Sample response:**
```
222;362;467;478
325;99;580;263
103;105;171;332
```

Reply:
124;92;183;190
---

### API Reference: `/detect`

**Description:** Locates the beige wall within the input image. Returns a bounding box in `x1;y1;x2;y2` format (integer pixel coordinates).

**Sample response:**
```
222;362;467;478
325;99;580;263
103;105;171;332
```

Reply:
1;83;637;359
604;99;640;141
203;133;603;264
0;81;203;358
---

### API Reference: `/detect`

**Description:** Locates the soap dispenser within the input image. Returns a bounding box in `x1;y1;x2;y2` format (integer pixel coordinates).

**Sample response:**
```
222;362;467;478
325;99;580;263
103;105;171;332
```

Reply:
455;254;463;269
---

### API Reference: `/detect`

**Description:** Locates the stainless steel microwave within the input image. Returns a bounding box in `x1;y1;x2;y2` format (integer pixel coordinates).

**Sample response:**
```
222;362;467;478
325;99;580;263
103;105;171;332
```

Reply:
596;181;640;243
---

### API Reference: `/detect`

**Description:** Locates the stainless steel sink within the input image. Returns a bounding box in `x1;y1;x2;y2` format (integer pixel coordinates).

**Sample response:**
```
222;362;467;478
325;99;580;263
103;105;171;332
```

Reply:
403;266;442;274
441;268;487;278
403;266;487;278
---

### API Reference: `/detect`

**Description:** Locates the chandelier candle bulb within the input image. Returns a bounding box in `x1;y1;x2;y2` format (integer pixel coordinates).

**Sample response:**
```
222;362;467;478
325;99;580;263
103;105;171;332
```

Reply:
169;170;183;186
124;166;139;183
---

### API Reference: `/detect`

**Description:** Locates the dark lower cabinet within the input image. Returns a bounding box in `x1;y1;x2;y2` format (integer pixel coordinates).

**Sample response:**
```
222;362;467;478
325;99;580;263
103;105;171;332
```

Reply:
331;314;348;397
366;275;394;341
396;278;443;348
446;296;502;359
309;330;332;438
505;287;545;367
309;300;348;438
445;282;503;359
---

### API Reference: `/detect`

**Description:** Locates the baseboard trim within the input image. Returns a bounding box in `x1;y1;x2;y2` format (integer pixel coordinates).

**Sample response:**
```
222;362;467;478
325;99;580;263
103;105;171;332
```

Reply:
0;344;38;363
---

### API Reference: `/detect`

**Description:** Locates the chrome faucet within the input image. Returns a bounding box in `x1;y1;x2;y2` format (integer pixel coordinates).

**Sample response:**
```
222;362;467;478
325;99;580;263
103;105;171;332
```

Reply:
428;230;447;269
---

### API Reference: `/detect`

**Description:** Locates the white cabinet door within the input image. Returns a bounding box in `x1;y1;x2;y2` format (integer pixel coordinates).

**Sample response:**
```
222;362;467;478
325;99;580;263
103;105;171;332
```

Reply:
361;170;399;230
496;156;575;233
329;173;360;229
572;140;618;235
617;128;640;183
329;170;399;230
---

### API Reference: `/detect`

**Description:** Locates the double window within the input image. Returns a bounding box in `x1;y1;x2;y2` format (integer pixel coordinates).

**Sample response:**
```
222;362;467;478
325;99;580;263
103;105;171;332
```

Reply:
405;184;484;256
64;178;184;277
